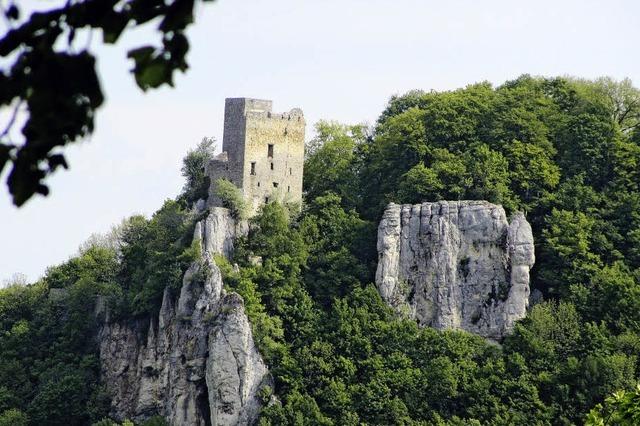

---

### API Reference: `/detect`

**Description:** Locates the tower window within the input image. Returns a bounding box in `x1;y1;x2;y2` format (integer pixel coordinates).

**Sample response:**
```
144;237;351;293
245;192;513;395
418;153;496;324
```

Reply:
257;182;260;187
273;182;279;188
250;162;256;175
265;196;270;203
270;163;274;170
289;168;292;175
267;144;274;157
287;186;290;192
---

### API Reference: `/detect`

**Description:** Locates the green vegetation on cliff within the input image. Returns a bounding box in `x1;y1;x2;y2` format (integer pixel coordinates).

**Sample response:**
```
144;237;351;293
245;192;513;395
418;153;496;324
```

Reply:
0;199;200;425
2;75;640;425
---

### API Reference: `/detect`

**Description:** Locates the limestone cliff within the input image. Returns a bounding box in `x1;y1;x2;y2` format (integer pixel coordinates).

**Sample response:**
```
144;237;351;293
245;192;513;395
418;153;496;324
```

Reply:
99;208;269;425
375;201;534;340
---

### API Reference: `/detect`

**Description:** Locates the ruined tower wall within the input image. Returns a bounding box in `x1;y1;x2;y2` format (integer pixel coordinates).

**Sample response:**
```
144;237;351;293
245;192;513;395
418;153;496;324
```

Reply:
242;108;305;214
221;99;257;187
208;98;305;215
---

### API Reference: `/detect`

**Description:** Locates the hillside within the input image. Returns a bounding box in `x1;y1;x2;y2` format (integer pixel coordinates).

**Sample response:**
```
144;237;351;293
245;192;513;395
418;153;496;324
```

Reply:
1;75;640;425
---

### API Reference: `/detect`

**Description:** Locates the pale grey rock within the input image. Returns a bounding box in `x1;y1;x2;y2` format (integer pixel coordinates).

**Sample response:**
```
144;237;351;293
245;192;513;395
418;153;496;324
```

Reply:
375;201;535;340
207;293;269;425
202;207;238;259
99;207;269;425
194;198;207;213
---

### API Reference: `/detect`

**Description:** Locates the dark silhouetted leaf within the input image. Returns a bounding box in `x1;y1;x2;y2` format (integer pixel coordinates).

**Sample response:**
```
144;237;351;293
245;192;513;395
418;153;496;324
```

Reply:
101;12;129;44
6;4;19;20
159;0;195;32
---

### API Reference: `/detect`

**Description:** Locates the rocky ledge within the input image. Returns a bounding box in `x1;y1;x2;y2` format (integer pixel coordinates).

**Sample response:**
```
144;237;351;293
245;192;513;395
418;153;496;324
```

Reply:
375;201;535;340
99;208;269;425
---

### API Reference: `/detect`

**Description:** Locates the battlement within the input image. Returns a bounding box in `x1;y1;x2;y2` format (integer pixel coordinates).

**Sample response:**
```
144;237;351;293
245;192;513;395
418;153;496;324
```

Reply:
210;151;229;163
225;98;303;122
208;98;305;215
225;97;273;114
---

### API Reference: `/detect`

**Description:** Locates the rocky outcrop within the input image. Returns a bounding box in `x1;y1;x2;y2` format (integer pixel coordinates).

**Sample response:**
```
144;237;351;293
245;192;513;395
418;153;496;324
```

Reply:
375;201;534;340
99;207;269;425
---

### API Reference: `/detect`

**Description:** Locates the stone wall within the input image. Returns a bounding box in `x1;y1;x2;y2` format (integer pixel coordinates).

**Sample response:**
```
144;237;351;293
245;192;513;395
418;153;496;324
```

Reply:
208;98;305;215
221;99;252;187
242;107;305;214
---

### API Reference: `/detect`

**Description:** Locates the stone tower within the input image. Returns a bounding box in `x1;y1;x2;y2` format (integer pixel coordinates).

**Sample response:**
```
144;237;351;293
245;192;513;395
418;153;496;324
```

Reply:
207;98;305;215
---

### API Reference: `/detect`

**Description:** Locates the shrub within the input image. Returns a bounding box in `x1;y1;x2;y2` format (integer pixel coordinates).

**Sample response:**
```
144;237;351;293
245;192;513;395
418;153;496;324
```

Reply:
0;409;28;426
585;384;640;425
214;178;247;219
180;137;216;205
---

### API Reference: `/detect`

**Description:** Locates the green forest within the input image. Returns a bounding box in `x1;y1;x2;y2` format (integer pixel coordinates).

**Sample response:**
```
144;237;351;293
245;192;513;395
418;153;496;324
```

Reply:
2;75;640;425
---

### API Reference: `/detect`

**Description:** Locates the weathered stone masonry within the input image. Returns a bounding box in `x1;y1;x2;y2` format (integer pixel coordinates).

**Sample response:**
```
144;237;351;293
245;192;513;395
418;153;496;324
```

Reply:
207;98;305;215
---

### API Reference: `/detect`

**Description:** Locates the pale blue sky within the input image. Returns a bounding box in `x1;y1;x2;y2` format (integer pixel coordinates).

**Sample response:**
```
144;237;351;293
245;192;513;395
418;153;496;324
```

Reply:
1;0;639;283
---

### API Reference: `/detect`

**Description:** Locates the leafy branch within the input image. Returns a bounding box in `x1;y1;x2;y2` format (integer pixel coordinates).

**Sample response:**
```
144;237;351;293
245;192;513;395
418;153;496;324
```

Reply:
0;0;215;206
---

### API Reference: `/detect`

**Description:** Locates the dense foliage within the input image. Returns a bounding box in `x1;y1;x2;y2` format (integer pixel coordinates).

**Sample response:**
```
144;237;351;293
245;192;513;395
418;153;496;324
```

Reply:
2;75;640;424
0;249;115;425
238;76;640;424
585;385;640;425
0;154;202;425
223;199;638;424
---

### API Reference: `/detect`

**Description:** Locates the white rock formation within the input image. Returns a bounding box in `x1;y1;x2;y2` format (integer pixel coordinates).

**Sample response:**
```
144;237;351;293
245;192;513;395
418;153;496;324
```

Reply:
375;201;535;340
99;207;269;425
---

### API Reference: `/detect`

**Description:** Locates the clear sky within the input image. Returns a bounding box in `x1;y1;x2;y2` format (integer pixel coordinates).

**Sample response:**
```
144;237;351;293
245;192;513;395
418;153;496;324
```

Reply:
1;0;639;283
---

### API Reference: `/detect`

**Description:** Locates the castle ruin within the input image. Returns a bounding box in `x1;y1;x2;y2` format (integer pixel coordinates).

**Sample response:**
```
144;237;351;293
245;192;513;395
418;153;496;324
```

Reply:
207;98;305;215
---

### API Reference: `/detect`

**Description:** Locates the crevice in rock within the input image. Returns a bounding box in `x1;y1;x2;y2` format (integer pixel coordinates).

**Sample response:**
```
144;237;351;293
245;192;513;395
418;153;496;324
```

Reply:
197;380;212;426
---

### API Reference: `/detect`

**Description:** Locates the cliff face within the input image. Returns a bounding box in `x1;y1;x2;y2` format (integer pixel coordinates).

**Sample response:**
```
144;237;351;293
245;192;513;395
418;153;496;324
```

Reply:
375;201;535;340
99;208;269;426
